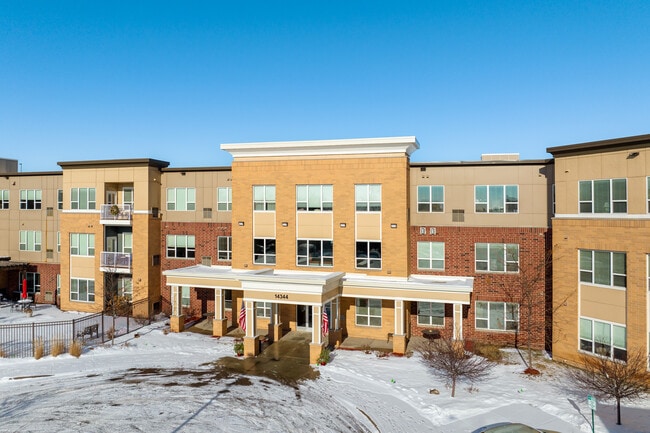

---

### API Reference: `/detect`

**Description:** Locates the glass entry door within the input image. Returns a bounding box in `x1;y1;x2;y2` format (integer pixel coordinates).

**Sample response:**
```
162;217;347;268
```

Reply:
296;305;313;329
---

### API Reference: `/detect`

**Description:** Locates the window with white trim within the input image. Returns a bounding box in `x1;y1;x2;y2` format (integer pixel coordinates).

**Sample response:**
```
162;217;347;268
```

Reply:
475;185;518;213
356;241;381;269
123;188;134;207
647;177;650;213
166;188;196;211
70;233;95;256
181;285;190;308
19;230;42;251
253;185;276;211
417;185;444;212
475;301;519;331
475;243;519;272
297;239;333;267
23;272;40;294
418;302;444;326
355;184;381;212
20;189;42;210
296;185;333;211
218;236;232;261
166;235;196;259
217;187;232;211
256;302;272;318
0;190;8;209
579;179;627;213
70;278;95;302
580;317;626;361
254;238;276;264
579;250;626;288
356;298;382;327
57;189;63;210
71;188;96;210
118;277;133;299
417;241;444;270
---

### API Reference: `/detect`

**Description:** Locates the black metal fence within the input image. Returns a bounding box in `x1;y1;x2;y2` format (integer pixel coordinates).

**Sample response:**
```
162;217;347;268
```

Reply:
0;299;154;359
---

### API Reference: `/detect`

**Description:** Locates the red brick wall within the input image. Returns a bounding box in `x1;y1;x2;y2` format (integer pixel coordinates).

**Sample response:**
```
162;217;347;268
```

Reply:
409;226;551;350
33;263;61;305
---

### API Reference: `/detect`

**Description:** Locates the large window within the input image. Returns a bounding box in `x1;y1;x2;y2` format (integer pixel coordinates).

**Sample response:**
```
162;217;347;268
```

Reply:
356;298;382;327
418;302;444;326
417;241;444;270
579;179;627;213
181;286;190;308
254;238;276;264
166;235;196;259
355;184;381;212
71;188;96;210
218;236;232;261
475;301;519;331
417;185;444;212
475;185;518;213
20;189;42;210
70;233;95;256
579;250;626;288
475;243;519;272
253;185;276;211
70;278;95;302
23;272;40;294
356;241;381;269
166;188;196;211
57;189;63;210
217;187;232;211
256;302;272;318
19;230;42;251
297;240;333;267
0;190;8;209
580;317;626;361
296;185;333;212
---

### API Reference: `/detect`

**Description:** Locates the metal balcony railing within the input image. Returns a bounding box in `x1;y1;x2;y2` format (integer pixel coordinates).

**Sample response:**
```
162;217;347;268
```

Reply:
100;252;132;269
100;204;133;221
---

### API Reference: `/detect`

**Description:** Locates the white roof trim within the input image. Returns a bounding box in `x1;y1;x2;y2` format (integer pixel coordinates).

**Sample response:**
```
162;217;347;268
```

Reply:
343;273;474;293
221;136;420;159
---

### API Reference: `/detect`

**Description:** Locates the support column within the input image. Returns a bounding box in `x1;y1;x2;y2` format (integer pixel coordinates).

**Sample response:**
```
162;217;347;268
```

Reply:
392;299;408;354
309;305;325;364
269;303;283;342
243;300;259;357
453;303;463;341
328;297;343;347
170;285;185;333
212;288;228;337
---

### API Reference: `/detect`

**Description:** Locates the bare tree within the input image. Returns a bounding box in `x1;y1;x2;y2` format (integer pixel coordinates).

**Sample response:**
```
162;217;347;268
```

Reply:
566;349;650;426
103;270;132;345
416;335;494;397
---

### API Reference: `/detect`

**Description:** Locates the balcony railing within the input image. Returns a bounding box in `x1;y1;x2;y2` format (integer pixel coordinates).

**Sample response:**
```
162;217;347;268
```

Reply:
100;252;132;270
100;204;133;222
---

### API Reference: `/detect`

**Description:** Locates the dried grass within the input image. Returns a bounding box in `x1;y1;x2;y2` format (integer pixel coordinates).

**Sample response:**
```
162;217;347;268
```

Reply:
50;339;66;357
106;326;116;340
33;338;44;360
69;339;83;358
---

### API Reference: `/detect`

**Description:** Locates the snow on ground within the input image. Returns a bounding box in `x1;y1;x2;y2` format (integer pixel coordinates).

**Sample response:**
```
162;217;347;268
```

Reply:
1;305;649;433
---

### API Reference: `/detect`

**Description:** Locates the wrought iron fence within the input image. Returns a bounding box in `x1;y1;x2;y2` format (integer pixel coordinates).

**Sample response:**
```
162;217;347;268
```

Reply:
0;298;154;359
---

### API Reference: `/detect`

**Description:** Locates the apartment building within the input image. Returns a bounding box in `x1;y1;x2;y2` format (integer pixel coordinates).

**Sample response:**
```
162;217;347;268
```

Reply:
549;134;650;368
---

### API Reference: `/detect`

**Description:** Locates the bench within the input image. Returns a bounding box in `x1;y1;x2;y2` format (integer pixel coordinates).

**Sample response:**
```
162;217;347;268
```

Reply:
77;323;99;339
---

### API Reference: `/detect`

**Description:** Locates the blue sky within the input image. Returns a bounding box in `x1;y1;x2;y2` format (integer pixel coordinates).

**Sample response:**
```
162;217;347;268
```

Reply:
1;1;649;172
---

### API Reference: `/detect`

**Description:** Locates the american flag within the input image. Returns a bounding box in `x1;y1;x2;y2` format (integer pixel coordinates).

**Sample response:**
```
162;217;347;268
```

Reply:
321;309;329;336
238;302;246;332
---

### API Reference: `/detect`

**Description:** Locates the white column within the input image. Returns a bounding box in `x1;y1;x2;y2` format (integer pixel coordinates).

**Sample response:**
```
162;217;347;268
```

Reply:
171;285;180;316
214;288;224;320
312;305;322;345
394;299;404;335
453;303;463;340
245;300;255;338
333;297;340;329
270;303;278;325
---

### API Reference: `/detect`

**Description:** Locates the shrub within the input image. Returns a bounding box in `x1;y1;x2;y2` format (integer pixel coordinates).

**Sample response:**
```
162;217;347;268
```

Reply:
0;347;6;358
471;342;503;363
233;339;244;356
33;338;44;360
50;339;66;357
317;347;331;365
69;339;83;358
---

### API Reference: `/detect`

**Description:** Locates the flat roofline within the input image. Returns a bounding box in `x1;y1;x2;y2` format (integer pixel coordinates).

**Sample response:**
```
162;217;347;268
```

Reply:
546;133;650;156
162;166;231;173
58;158;170;169
1;171;62;177
411;158;553;168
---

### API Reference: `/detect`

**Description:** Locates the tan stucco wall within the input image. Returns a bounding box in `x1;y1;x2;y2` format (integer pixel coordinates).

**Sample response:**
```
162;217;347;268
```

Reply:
162;170;232;223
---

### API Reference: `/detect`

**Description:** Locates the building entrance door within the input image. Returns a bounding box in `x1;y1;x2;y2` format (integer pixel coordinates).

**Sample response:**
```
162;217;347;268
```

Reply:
296;305;312;330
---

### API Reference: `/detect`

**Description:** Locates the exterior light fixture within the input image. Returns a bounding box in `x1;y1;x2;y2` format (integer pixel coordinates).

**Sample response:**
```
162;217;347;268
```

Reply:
281;222;288;227
339;223;346;228
238;221;245;226
390;223;398;228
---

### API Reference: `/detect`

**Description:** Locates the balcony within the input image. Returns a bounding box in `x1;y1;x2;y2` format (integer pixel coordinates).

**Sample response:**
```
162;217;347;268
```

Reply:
100;252;132;273
100;204;133;225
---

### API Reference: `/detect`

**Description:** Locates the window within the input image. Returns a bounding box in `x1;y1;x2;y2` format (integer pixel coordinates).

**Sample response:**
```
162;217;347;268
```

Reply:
417;241;444;270
579;250;626;288
118;277;133;299
579;179;627;213
20;189;42;210
254;238;276;264
19;231;42;251
166;188;196;211
475;185;518;213
355;184;381;212
224;289;232;309
57;232;61;252
256;302;272;318
418;302;444;326
253;185;276;211
356;298;382;327
181;286;190;308
23;272;40;294
0;190;8;209
356;241;381;269
70;233;95;256
296;185;333;211
58;189;63;210
475;301;519;331
166;235;196;259
71;188;96;210
123;188;134;207
417;185;444;212
297;240;333;267
580;317;626;361
218;236;232;261
475;243;519;272
70;278;95;302
647;177;650;213
217;187;232;211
